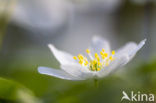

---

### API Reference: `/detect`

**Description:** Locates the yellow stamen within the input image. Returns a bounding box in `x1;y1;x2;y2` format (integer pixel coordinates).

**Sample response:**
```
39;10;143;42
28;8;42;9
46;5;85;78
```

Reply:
93;60;97;65
73;56;77;60
97;68;101;71
86;49;90;54
95;53;98;57
98;62;102;66
85;63;88;66
73;48;116;71
104;53;108;57
109;56;114;61
85;60;88;64
95;53;100;61
100;51;104;55
112;50;115;55
102;55;105;59
78;54;83;60
84;58;88;66
79;60;83;65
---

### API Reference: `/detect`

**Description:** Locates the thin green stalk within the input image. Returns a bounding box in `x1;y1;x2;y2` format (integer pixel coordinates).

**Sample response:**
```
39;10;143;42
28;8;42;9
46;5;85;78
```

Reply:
94;79;99;88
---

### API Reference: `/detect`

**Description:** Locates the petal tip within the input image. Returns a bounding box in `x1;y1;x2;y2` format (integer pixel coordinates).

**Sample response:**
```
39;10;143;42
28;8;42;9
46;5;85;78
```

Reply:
48;44;54;48
142;38;147;44
47;44;56;53
139;38;147;48
37;67;44;74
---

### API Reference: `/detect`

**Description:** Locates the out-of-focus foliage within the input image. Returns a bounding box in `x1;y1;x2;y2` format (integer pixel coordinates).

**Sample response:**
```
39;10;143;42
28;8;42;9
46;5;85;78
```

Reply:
133;59;156;92
0;77;41;103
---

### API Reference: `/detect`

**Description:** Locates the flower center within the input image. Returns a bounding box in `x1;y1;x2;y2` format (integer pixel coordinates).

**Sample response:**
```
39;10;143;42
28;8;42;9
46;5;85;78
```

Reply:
73;48;115;71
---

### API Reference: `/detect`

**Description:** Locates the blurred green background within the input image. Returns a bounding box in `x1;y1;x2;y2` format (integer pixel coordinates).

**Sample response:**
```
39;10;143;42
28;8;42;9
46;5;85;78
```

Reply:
0;0;156;103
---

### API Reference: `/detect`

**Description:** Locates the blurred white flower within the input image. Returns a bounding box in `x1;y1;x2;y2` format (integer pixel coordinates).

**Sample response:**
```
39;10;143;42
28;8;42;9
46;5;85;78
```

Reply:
11;0;122;32
38;36;146;80
12;0;71;32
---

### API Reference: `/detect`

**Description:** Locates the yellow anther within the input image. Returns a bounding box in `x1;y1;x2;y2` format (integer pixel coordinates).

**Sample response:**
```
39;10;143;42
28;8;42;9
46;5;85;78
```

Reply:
97;68;101;71
102;55;105;59
109;56;112;59
85;60;88;64
100;51;104;55
95;53;100;61
112;50;115;55
109;56;114;61
98;62;102;66
104;53;108;57
95;53;98;57
75;48;116;71
78;54;83;60
100;51;106;59
102;48;105;52
97;58;100;61
84;58;88;66
73;56;77;60
93;60;97;65
79;60;83;65
84;62;88;66
86;49;90;54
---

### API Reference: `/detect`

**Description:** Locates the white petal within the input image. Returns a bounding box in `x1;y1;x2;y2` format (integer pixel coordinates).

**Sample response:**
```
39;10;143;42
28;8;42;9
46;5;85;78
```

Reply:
61;64;95;79
129;39;146;57
38;66;83;80
48;44;77;65
115;42;137;59
97;54;129;78
90;36;111;55
97;39;146;78
115;39;146;60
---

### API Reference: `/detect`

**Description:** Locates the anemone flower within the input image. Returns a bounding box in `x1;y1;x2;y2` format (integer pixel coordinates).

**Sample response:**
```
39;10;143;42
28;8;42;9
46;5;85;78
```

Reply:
38;36;146;80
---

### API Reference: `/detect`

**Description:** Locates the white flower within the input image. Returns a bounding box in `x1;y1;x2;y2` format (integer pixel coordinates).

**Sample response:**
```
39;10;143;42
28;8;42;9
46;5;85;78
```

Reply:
38;36;146;80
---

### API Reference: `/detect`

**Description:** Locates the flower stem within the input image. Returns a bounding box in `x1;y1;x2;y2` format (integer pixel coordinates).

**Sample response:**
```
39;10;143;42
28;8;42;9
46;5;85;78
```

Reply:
94;79;99;88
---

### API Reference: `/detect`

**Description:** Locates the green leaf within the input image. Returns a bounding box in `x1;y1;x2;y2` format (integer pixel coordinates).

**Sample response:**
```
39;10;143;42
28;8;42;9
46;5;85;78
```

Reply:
0;77;41;103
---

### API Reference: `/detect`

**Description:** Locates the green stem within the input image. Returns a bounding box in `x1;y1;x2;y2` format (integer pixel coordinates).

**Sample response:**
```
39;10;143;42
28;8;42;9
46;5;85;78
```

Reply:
94;79;99;88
